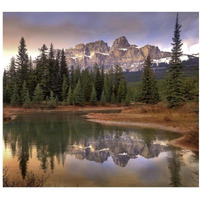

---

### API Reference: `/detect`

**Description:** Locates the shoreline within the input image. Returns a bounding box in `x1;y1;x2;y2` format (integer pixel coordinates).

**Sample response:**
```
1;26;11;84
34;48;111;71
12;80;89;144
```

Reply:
86;118;198;152
3;104;199;152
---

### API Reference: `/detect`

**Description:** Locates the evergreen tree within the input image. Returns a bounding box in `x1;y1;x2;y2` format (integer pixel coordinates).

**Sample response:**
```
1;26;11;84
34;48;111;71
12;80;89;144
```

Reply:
15;37;29;97
52;50;61;97
164;14;184;107
103;76;109;103
62;75;67;102
67;86;73;105
81;68;93;102
33;83;44;104
117;78;126;103
100;90;106;105
48;43;55;92
90;86;97;105
47;91;57;108
114;65;124;96
23;90;31;108
94;65;102;101
21;81;28;104
11;84;20;106
73;80;84;106
124;91;131;106
70;65;75;90
38;44;50;99
111;92;116;104
139;55;160;104
3;70;10;104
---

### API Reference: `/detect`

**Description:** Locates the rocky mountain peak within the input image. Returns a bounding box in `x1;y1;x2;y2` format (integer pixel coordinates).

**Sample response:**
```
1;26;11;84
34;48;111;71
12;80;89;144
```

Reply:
110;36;130;51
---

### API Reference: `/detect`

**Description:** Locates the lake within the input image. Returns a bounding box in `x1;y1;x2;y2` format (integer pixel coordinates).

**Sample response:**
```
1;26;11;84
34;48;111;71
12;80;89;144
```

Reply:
3;111;199;187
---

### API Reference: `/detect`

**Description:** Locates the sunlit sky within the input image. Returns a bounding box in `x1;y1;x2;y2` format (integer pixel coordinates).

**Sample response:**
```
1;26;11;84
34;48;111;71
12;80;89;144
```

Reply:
3;12;199;68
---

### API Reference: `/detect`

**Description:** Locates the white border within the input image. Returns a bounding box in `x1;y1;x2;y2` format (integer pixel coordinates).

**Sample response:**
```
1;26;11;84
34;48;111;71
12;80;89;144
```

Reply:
0;0;199;200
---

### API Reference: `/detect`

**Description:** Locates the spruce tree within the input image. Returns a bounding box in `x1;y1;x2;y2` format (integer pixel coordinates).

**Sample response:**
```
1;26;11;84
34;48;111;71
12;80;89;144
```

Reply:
11;84;20;106
94;65;102;101
23;90;31;108
21;80;28;104
111;92;116;104
90;86;97;105
15;37;29;97
117;79;126;103
164;13;184;107
100;90;106;105
67;86;73;105
47;90;57;108
139;55;160;104
73;80;84;106
33;83;44;104
62;75;67;102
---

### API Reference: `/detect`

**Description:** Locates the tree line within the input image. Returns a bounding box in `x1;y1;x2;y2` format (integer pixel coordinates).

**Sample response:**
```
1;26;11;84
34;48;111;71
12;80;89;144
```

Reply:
3;39;130;108
3;14;198;108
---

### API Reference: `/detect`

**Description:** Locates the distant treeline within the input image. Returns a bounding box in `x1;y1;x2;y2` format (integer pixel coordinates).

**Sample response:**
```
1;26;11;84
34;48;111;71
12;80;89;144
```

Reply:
3;15;199;108
3;38;130;108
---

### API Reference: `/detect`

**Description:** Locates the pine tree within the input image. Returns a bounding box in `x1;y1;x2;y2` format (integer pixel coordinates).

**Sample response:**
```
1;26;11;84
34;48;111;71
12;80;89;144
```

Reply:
47;90;57;108
73;80;84;106
16;37;29;82
67;86;73;105
62;75;67;102
100;90;106;105
11;84;20;106
103;76;109;103
3;70;10;104
164;14;184;107
94;65;102;101
139;55;160;104
21;81;28;104
90;86;97;105
117;79;126;103
114;65;124;96
23;90;31;108
111;92;116;104
33;83;44;104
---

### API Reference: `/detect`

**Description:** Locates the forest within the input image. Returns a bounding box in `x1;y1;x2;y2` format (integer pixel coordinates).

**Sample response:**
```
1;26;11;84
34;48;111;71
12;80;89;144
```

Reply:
3;14;199;109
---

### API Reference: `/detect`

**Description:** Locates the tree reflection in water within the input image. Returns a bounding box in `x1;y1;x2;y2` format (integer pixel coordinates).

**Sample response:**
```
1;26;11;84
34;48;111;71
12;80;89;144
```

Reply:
3;112;185;181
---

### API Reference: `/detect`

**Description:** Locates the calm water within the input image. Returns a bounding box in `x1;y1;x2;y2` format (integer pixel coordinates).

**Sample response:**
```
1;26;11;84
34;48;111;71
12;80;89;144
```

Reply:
3;111;199;187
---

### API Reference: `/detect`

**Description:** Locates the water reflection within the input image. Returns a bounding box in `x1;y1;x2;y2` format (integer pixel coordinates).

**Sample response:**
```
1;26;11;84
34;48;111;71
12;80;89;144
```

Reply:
3;112;198;186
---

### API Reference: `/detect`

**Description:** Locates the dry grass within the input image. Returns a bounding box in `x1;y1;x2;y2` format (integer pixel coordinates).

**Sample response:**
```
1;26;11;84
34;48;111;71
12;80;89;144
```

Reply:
86;103;199;151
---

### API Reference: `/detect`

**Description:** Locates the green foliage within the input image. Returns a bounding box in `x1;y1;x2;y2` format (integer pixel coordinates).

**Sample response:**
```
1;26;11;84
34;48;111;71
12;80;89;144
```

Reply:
62;75;67;102
47;91;57;108
94;65;102;101
164;14;184;108
11;84;20;106
139;55;160;104
117;79;126;103
90;86;97;105
100;90;106;105
33;84;44;104
21;81;28;104
23;90;31;108
73;80;84;106
111;92;116;104
67;86;73;105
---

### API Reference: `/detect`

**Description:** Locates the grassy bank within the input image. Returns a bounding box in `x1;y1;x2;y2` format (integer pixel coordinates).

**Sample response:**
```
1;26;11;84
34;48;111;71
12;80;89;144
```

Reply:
85;103;199;152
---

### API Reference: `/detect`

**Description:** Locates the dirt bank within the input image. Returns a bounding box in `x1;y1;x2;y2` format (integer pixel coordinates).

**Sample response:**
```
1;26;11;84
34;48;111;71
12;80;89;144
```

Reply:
85;103;199;152
3;105;125;122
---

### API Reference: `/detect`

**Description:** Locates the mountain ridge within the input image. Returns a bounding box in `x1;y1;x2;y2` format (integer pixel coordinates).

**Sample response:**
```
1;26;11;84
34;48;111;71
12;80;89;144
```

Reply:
55;36;198;72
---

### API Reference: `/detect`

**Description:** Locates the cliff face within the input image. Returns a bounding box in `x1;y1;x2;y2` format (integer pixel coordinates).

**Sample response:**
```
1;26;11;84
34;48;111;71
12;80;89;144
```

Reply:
63;36;171;71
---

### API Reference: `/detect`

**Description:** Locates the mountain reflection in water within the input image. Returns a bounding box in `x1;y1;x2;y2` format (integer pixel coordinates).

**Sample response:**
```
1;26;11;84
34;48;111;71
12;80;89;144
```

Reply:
3;111;199;187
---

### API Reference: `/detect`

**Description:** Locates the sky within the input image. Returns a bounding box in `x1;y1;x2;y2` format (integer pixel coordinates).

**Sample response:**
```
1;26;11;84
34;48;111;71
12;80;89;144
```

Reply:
3;12;199;68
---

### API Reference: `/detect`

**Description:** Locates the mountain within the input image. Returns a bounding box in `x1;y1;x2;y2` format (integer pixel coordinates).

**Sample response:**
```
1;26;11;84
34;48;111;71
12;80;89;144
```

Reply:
60;36;198;72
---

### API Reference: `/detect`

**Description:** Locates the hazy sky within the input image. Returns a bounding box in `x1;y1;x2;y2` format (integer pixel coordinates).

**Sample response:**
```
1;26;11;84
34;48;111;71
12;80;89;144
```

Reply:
3;12;199;67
